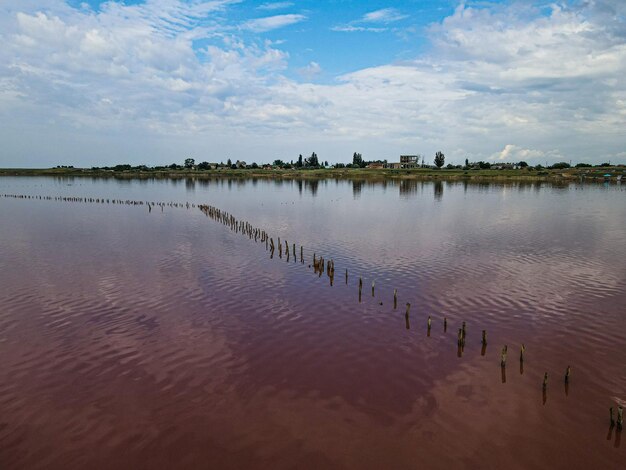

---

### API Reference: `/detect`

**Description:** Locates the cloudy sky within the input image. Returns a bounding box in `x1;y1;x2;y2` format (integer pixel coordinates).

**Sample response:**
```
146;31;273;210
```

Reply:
1;0;625;167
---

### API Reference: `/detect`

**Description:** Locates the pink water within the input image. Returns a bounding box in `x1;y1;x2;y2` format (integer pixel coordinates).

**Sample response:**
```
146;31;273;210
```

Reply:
0;177;625;469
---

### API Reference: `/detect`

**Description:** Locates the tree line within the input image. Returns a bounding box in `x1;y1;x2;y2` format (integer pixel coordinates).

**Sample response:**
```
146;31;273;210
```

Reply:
89;154;619;172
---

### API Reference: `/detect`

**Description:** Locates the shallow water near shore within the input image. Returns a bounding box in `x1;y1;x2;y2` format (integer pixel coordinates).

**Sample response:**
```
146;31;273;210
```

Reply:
0;176;625;469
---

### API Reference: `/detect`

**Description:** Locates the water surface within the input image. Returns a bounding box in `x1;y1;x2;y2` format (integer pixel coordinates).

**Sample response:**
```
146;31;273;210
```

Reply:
1;177;625;469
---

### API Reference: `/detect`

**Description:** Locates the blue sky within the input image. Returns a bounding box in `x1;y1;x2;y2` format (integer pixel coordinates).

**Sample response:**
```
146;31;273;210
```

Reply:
1;0;625;166
69;0;460;81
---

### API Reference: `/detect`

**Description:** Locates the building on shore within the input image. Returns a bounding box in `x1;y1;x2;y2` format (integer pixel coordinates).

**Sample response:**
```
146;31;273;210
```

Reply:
384;155;420;169
400;155;419;167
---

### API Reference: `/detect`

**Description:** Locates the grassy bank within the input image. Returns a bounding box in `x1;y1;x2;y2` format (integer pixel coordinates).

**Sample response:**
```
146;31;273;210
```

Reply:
0;166;623;183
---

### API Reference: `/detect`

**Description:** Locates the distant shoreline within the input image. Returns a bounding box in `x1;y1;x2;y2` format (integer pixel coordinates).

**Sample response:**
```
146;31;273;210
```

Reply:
0;166;623;183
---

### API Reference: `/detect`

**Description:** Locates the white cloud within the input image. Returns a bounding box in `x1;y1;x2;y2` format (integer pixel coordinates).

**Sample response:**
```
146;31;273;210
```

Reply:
243;14;306;33
330;25;387;33
297;61;322;79
257;2;294;11
0;1;625;166
362;8;408;24
489;145;564;163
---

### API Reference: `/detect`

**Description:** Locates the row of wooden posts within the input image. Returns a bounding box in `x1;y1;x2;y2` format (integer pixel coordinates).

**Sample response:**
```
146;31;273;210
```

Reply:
1;193;195;212
2;193;623;432
195;200;624;427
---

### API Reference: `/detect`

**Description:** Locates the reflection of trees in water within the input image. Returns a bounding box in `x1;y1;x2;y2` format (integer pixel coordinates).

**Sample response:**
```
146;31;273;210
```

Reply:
352;180;363;198
185;178;195;191
305;180;319;197
434;181;443;201
399;180;421;197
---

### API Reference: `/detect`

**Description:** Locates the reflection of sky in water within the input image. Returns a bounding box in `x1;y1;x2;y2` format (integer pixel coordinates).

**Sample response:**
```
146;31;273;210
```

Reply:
0;176;625;467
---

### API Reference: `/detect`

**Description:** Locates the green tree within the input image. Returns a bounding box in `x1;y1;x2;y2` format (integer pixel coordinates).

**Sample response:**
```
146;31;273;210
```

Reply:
308;152;319;167
197;161;210;170
227;158;232;167
434;151;445;168
518;161;528;168
184;158;195;169
465;158;469;167
297;154;303;168
352;152;363;167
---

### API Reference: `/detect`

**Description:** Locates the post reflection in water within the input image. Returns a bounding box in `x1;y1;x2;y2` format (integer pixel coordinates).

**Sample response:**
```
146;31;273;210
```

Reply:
434;180;443;201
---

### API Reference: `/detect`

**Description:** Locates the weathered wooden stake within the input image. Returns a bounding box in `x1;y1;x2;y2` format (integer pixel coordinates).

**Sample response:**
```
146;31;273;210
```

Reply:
610;407;615;428
371;280;375;297
427;316;432;328
405;303;410;318
481;330;487;345
564;366;571;384
520;344;525;362
345;268;348;284
393;289;397;309
444;317;447;331
618;406;623;431
542;372;548;390
501;346;507;367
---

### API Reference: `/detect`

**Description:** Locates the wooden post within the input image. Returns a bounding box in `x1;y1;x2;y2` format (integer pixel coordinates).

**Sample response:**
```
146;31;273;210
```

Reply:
501;346;507;367
481;330;487;345
427;315;432;328
520;344;525;362
371;280;375;297
301;246;303;262
564;366;571;384
345;269;348;284
405;303;410;318
393;289;397;309
461;321;466;341
444;317;447;332
610;407;615;428
618;406;623;431
542;372;548;390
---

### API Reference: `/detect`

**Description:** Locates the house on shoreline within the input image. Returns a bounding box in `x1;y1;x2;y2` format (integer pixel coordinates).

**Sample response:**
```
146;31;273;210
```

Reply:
383;155;420;169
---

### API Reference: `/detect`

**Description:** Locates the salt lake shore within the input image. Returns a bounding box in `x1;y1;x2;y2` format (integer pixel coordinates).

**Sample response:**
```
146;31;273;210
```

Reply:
1;166;624;183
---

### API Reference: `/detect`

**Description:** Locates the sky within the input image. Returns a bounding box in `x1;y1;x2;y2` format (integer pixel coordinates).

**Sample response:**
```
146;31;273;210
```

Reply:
0;0;625;167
